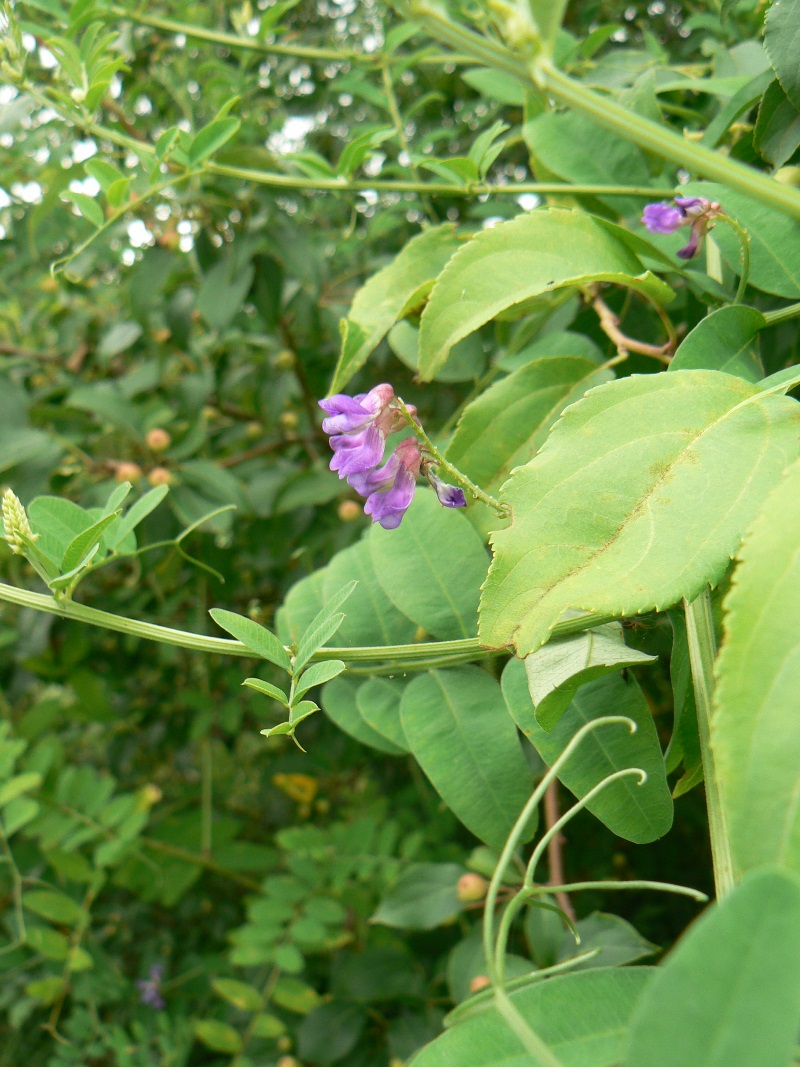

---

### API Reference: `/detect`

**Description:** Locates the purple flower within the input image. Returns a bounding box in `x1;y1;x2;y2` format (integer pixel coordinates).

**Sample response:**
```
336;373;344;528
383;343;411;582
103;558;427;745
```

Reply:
425;467;466;509
137;965;165;1010
642;196;720;261
319;384;410;483
361;437;422;530
642;202;684;235
318;383;395;435
329;423;385;479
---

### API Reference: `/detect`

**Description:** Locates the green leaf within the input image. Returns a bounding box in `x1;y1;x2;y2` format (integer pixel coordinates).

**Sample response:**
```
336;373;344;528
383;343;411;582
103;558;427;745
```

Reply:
297;1001;368;1065
713;457;800;875
461;67;526;105
209;609;291;671
24;889;86;925
60;510;119;572
28;497;94;564
107;484;169;550
682;181;800;297
330;223;463;393
197;255;255;331
322;540;416;647
242;678;290;706
62;190;104;227
754;79;800;168
410;967;654;1067
192;1019;243;1055
480;371;800;656
523;111;650;216
356;677;408;751
665;610;702;796
211;977;262;1013
400;668;535;850
371;863;465;930
293;660;346;700
670;305;765;382
623;869;800;1067
556;912;657;971
523;622;656;730
0;771;42;806
293;580;357;672
188;117;241;165
388;320;486;383
336;125;394;178
25;977;68;1005
417;208;673;380
276;567;327;645
370;490;488;640
83;158;124;191
764;0;800;111
446;356;614;532
322;677;405;754
502;662;674;843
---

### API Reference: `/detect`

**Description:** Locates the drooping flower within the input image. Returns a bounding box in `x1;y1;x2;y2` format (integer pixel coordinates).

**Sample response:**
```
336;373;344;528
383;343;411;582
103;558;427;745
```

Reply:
642;196;720;261
358;437;422;530
319;384;410;482
424;466;467;509
136;965;165;1010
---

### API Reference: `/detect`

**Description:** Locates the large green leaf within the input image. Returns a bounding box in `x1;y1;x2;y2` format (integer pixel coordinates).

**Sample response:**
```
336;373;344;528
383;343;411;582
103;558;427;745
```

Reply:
445;356;614;533
754;79;800;169
417;208;673;380
371;490;488;640
322;540;417;647
765;0;800;111
371;863;465;931
330;224;463;393
682;181;800;297
670;305;765;382
623;869;800;1067
523;111;650;216
502;662;673;843
409;967;654;1067
665;610;702;797
356;677;408;751
400;667;534;851
480;370;800;656
321;677;405;755
713;457;800;875
522;622;656;731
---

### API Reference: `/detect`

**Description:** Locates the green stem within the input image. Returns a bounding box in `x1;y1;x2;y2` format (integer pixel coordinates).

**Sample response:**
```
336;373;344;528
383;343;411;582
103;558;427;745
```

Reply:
683;589;736;897
493;986;564;1067
762;301;800;327
410;5;800;220
0;579;616;667
715;214;751;304
397;400;510;516
538;880;708;902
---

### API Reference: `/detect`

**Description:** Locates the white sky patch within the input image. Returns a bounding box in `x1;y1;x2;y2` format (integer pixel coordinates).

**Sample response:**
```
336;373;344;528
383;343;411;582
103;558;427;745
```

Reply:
127;219;154;248
11;181;42;204
482;216;504;230
363;152;384;177
0;188;12;208
268;114;315;154
38;46;58;69
517;193;540;211
69;177;101;196
72;139;98;163
0;86;17;106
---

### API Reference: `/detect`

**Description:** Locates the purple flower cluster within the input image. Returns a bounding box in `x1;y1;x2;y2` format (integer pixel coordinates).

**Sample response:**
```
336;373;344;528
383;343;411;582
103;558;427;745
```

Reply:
319;384;466;529
136;965;165;1009
642;196;720;260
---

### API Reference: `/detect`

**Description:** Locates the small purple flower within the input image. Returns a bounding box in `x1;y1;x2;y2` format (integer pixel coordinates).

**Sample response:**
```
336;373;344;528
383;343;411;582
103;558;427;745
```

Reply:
137;965;165;1010
642;202;684;235
319;384;410;483
425;467;466;509
318;383;395;435
360;437;422;530
329;423;385;479
642;196;720;261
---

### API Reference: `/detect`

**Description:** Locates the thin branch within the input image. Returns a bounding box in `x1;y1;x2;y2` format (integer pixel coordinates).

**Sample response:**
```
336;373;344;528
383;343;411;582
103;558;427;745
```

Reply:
544;781;575;923
589;291;674;363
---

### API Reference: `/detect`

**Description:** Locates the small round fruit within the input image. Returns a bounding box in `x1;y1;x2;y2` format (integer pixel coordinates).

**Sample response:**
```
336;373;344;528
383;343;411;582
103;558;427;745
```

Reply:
457;873;489;902
148;466;173;487
114;462;143;483
146;428;171;452
337;500;362;522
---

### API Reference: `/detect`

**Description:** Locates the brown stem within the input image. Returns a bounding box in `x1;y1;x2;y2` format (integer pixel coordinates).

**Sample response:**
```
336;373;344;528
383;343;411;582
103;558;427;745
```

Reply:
590;291;674;364
218;433;323;467
544;780;576;923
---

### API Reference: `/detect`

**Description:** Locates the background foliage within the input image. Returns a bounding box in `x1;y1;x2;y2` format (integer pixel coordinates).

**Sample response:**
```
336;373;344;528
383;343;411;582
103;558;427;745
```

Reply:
1;0;800;1064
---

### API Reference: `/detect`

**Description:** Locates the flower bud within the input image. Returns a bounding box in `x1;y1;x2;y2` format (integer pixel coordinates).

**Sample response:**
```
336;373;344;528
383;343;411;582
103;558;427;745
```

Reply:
114;462;143;483
280;411;299;432
337;500;361;522
2;489;37;555
469;975;491;993
148;467;173;487
457;873;489;902
146;428;171;452
275;349;295;370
